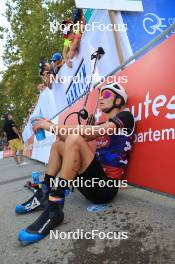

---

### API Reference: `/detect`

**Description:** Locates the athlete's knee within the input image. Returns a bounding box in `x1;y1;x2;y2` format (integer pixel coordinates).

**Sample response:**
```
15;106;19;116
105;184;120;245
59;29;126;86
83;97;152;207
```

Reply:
65;134;84;147
51;140;63;151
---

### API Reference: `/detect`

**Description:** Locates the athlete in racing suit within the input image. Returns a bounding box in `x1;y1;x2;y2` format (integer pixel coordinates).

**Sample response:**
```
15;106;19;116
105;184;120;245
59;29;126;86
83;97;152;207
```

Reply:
16;81;135;245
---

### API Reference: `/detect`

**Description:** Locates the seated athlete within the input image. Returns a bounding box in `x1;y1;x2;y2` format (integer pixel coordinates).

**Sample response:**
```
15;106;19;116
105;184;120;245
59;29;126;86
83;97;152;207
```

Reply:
16;82;135;245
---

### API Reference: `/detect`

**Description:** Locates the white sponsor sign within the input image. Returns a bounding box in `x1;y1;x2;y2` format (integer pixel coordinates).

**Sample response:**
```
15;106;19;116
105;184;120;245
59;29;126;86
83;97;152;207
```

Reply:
66;60;89;105
0;151;3;160
75;0;143;12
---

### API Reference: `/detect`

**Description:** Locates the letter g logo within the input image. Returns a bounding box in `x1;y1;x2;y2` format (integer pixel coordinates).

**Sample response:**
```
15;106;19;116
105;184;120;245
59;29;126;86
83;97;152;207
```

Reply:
143;13;167;35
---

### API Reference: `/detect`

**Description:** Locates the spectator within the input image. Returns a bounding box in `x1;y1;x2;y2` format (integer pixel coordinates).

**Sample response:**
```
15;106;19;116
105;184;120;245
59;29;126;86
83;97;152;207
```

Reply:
62;21;81;68
50;52;64;76
38;58;47;77
72;7;86;33
37;83;46;93
38;58;52;88
3;113;27;166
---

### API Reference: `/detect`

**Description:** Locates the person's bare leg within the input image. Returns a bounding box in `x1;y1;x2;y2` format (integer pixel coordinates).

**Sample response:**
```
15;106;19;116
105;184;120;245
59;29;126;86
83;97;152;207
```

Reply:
46;139;65;176
19;151;24;163
59;135;94;181
49;135;94;203
13;151;20;165
16;135;94;241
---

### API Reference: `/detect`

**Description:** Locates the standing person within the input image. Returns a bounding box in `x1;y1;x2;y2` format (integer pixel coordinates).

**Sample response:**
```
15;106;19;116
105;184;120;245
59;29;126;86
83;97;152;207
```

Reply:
16;82;135;245
2;133;8;150
3;113;27;166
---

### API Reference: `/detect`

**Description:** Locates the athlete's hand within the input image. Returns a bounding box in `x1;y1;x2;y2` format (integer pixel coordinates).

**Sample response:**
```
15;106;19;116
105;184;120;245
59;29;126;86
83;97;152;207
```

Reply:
32;117;52;123
32;119;54;132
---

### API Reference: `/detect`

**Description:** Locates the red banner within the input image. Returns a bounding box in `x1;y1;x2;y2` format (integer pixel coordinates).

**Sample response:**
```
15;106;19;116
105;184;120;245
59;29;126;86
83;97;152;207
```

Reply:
123;33;175;196
58;33;175;196
23;136;34;158
3;149;13;159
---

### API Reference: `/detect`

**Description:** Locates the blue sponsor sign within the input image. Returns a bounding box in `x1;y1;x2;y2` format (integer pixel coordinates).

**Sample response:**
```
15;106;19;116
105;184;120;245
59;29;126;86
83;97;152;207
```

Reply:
66;60;89;105
122;0;175;54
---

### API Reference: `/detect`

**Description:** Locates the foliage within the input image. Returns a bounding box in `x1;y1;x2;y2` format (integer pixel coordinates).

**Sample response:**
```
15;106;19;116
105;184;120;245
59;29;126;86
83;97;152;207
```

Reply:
0;0;75;134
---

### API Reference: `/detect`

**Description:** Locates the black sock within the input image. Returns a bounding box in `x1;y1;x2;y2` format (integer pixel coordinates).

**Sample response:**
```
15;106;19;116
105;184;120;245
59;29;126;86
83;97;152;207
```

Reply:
43;174;56;191
50;178;70;199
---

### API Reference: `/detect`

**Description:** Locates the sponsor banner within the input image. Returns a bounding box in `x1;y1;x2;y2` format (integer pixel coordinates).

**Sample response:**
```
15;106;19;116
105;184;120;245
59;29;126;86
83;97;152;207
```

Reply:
122;0;175;53
75;0;143;12
3;149;13;159
31;134;55;164
57;33;175;196
31;116;58;163
58;96;86;125
37;87;62;119
83;8;94;23
23;136;34;158
118;33;175;196
22;118;35;143
0;151;3;160
58;89;99;153
66;60;89;105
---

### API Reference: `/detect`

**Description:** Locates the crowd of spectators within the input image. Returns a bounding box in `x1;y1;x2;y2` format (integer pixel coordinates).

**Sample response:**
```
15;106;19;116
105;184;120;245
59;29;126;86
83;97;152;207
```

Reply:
38;7;85;89
22;8;86;129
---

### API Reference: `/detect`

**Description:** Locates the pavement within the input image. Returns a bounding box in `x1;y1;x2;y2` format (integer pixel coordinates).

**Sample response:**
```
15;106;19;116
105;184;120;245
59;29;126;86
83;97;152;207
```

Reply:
0;157;174;264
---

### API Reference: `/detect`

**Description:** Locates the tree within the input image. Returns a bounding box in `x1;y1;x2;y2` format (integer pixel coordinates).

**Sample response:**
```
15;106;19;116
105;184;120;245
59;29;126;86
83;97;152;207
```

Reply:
0;0;75;132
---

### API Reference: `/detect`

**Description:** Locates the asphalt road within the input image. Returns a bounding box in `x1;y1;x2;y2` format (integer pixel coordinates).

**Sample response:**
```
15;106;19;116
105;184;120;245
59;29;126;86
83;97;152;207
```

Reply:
0;157;174;264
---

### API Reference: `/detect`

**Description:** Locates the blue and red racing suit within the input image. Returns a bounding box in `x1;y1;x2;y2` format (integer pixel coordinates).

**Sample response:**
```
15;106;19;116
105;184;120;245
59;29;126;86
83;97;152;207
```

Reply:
95;110;135;179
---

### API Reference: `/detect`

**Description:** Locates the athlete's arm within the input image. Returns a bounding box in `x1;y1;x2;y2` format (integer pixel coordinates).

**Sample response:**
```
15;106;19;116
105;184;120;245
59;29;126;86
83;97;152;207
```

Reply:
63;46;68;61
81;111;135;141
32;119;116;141
109;111;135;136
32;114;134;141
